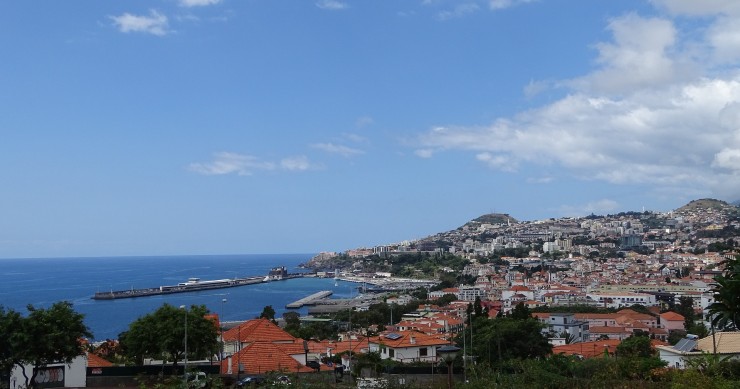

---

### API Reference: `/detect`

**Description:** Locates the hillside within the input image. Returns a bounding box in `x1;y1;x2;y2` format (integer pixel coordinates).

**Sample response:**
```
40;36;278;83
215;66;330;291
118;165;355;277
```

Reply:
303;198;740;270
461;213;518;229
675;198;738;214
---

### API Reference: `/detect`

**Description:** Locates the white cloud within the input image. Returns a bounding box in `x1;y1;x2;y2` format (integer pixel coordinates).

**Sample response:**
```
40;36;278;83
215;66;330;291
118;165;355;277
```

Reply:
414;10;740;201
109;10;170;36
189;152;318;176
489;0;536;11
476;152;516;171
311;143;364;157
343;133;368;143
649;0;740;16
179;0;221;7
713;148;740;171
316;0;348;10
415;149;434;158
708;16;740;63
438;3;480;20
355;116;374;128
526;176;554;184
523;79;551;98
569;14;690;94
281;156;317;171
188;152;273;176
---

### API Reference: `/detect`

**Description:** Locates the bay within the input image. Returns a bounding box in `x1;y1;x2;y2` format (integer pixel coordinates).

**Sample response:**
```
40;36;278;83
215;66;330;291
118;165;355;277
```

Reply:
0;254;354;341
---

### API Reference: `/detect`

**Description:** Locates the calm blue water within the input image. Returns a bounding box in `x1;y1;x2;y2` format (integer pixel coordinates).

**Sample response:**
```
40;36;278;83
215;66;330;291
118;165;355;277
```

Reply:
0;254;354;341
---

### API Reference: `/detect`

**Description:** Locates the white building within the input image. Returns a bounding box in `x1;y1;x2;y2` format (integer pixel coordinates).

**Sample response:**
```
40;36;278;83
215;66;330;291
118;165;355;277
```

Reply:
657;333;740;369
585;292;657;308
368;331;450;363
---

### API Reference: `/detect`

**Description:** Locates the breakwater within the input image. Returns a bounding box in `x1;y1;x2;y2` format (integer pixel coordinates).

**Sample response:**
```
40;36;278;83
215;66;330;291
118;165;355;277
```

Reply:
92;272;304;300
285;290;333;308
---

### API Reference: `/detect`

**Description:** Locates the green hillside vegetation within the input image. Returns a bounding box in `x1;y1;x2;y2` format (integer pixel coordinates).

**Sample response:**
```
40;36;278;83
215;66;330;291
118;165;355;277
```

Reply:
676;198;737;213
464;213;517;227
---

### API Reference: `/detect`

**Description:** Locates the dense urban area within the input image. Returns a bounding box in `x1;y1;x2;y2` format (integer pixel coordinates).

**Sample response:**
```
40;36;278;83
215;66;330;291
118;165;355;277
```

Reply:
4;198;740;388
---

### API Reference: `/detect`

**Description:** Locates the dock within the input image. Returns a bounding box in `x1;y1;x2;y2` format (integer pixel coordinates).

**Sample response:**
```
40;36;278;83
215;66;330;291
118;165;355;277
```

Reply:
286;290;333;308
92;266;303;300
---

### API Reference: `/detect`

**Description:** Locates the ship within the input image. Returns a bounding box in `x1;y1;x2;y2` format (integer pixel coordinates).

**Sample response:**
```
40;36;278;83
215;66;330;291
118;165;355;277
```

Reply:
264;266;288;281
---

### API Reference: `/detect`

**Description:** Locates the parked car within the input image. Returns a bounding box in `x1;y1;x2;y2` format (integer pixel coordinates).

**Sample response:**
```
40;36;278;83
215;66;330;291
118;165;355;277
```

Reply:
236;375;266;387
186;371;208;388
272;375;291;386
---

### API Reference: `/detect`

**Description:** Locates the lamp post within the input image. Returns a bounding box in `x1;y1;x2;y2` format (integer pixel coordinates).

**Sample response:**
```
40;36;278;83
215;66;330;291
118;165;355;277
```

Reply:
220;298;227;360
437;345;460;389
180;305;188;384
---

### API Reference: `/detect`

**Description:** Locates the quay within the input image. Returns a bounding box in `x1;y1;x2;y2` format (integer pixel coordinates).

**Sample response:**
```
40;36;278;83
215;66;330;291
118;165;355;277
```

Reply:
92;266;302;300
285;290;333;308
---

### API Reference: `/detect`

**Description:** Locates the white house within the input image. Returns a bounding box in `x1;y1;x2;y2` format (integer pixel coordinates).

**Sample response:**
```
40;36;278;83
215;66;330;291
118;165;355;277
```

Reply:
544;312;590;343
367;331;450;363
657;332;740;369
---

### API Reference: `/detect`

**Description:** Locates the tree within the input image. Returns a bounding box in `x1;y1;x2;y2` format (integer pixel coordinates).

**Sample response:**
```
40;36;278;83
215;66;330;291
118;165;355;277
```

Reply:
509;302;532;321
0;306;22;379
283;311;301;336
435;294;458;306
616;334;653;358
708;256;740;330
260;305;277;323
11;302;91;388
469;316;551;365
473;296;484;319
675;296;696;332
120;303;218;367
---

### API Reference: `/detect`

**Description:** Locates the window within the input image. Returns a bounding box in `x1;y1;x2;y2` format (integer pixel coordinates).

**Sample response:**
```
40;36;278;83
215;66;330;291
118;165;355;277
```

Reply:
389;349;395;358
419;348;428;357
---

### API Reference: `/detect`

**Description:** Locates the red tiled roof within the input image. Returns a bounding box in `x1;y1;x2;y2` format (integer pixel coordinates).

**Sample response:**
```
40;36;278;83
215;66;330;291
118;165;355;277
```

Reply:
589;326;630;334
368;331;448;349
87;353;114;367
222;342;328;374
660;311;685;321
223;318;296;343
553;340;620;358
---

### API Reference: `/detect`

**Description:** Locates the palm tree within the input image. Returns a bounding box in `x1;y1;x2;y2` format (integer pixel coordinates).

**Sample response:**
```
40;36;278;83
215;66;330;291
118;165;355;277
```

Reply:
708;256;740;330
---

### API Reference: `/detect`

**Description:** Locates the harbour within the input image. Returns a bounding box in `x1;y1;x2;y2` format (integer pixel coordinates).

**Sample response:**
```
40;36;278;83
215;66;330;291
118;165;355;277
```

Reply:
92;266;302;300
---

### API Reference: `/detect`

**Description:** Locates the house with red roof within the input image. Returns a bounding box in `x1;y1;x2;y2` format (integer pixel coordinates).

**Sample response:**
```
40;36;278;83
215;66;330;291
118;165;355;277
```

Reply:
367;331;451;363
220;318;330;375
659;311;685;332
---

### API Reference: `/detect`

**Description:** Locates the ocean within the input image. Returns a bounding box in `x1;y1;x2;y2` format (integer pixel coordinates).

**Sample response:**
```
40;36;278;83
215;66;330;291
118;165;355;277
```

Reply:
0;254;354;341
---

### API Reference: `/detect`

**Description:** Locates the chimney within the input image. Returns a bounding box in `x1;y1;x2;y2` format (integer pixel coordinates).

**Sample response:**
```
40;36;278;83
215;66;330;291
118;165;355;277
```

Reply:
409;335;416;344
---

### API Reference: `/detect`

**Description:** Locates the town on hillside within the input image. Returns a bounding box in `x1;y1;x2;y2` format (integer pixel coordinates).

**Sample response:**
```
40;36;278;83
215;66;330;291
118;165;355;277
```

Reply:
6;198;740;388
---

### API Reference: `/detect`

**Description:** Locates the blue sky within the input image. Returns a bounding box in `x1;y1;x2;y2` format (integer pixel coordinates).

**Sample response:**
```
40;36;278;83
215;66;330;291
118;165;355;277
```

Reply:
2;0;740;258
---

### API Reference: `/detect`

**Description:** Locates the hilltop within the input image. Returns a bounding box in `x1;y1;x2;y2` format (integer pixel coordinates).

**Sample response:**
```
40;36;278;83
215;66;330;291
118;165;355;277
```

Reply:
675;198;738;214
460;213;518;229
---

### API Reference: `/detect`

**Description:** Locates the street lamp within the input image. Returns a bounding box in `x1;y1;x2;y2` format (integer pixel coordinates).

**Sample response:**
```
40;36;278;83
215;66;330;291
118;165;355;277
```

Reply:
180;305;188;384
437;345;460;389
220;298;227;360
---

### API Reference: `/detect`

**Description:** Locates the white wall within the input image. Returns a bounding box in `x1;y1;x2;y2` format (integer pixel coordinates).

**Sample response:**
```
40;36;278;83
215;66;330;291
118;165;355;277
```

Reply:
10;356;86;389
